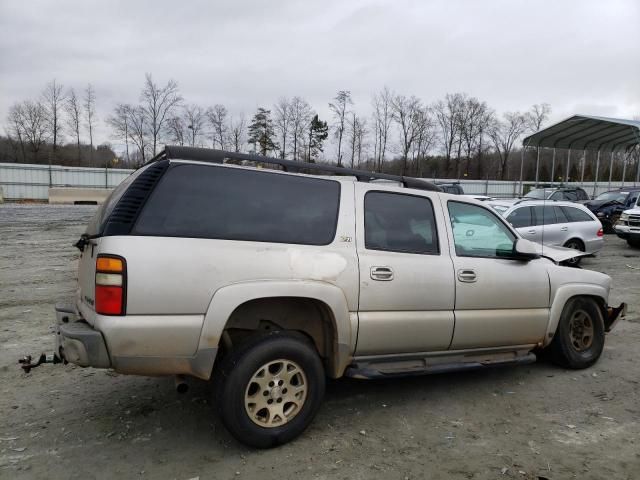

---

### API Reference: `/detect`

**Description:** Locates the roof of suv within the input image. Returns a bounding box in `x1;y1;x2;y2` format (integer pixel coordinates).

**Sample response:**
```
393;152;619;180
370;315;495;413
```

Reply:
150;146;443;193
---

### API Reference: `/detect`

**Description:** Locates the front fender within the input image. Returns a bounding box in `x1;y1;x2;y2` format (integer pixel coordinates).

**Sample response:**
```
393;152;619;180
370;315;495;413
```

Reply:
544;283;609;346
197;280;355;377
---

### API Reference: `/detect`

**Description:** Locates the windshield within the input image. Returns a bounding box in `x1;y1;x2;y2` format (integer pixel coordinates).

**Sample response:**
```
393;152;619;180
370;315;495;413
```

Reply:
524;189;549;199
594;191;627;203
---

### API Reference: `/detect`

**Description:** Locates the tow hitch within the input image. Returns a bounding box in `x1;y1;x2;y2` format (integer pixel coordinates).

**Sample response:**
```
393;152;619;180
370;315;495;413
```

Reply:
18;353;62;373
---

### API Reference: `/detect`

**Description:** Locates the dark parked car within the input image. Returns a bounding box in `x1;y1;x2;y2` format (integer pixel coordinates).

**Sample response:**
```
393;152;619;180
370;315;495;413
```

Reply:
583;188;640;233
435;182;465;194
524;187;590;202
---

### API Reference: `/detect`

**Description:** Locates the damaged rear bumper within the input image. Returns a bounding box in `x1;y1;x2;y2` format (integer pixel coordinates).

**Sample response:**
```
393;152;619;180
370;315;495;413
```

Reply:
606;303;627;332
55;303;111;368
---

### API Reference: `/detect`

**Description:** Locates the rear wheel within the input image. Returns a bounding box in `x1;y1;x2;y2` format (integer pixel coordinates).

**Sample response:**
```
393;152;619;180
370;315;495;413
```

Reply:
562;239;584;266
628;238;640;248
214;331;325;448
547;297;605;369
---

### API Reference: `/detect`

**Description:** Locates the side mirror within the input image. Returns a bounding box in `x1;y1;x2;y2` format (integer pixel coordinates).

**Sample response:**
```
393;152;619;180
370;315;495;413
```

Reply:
513;238;540;261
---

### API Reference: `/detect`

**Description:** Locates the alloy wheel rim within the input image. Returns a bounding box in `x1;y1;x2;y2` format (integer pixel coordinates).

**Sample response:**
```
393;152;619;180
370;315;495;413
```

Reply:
568;309;594;351
244;359;308;427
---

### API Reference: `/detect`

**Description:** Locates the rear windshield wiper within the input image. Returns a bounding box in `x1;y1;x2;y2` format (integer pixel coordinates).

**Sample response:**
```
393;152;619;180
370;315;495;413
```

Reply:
74;233;98;252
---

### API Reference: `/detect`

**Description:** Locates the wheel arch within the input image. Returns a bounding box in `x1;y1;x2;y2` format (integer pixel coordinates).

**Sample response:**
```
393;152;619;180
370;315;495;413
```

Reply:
198;280;355;378
544;285;608;347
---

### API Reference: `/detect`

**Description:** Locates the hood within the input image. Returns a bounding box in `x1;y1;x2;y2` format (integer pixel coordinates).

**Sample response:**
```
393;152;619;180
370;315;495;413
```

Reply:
533;244;589;264
584;199;623;211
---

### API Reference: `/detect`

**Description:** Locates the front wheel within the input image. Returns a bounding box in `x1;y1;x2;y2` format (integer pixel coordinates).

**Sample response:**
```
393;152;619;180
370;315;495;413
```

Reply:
546;297;605;369
562;239;585;266
215;331;325;448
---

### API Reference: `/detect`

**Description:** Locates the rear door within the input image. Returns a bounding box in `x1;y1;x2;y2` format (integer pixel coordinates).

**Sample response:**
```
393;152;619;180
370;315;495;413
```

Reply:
532;205;565;246
355;184;455;355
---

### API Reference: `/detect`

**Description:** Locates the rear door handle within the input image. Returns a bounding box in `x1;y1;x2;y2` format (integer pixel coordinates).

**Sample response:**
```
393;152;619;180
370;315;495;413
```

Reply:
527;229;536;234
370;266;394;281
560;226;568;231
457;269;477;283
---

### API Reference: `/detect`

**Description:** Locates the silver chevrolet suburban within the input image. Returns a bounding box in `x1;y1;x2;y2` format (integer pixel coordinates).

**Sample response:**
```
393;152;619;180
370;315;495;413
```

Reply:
52;147;626;448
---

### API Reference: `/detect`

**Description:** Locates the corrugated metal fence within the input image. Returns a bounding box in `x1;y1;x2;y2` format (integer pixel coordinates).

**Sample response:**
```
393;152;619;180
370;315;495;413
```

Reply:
0;162;637;201
0;163;133;201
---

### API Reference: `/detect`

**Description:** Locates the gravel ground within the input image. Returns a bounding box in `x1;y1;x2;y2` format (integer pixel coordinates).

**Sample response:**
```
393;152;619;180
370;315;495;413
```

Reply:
0;204;639;480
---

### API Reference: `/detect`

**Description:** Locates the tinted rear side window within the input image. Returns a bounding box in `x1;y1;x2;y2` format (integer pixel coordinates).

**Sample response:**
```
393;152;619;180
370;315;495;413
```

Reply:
561;206;593;223
533;205;556;225
506;207;533;228
133;164;341;245
364;191;439;255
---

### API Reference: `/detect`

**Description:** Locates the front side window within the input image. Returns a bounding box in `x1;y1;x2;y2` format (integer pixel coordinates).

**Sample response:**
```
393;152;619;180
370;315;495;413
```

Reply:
448;202;516;258
364;191;439;254
133;164;341;245
506;207;533;228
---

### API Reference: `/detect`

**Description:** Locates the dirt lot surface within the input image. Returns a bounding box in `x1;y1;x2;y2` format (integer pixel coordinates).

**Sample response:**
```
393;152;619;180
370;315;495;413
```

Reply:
1;204;639;480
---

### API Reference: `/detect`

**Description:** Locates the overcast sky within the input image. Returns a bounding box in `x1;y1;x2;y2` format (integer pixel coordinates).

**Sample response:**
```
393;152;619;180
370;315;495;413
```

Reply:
1;0;639;148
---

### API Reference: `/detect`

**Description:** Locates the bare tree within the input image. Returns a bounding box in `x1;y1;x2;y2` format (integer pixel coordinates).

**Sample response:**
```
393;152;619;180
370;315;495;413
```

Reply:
274;97;291;159
434;93;465;175
288;97;312;161
65;88;82;162
15;100;49;161
42;80;65;157
107;104;131;164
392;94;422;175
459;97;490;177
329;90;352;166
183;104;205;147
166;115;187;146
6;103;27;162
126;106;148;164
525;103;551;133
354;117;368;167
488;111;528;180
411;106;436;176
206;104;228;150
229;114;246;152
140;73;182;155
84;84;96;162
371;87;393;172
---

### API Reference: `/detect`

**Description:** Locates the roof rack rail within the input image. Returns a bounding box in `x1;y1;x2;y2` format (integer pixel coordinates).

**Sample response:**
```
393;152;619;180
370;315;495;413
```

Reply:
147;146;442;192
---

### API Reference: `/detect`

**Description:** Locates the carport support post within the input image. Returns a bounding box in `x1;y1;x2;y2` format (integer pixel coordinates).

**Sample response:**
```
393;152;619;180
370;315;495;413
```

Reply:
608;151;614;190
636;145;640;186
534;147;541;187
550;148;556;184
580;150;586;185
518;147;525;195
565;149;572;184
621;154;627;188
593;150;601;197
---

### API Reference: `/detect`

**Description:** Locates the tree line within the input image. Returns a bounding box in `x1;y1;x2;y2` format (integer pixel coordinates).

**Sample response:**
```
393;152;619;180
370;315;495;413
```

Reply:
3;75;638;182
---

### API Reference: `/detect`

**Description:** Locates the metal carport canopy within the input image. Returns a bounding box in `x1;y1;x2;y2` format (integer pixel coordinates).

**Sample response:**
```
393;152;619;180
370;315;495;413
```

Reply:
522;114;640;152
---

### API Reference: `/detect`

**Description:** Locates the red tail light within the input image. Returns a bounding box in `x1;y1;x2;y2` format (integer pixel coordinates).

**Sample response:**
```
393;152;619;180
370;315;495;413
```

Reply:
95;255;126;315
597;228;604;237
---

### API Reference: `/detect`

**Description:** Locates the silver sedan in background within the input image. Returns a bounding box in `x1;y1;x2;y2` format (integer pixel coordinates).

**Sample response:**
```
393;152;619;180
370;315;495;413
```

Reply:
488;200;604;265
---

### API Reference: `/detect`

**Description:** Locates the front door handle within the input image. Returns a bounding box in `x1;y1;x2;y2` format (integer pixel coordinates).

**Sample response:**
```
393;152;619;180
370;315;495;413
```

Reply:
370;266;394;281
527;229;536;234
457;269;477;283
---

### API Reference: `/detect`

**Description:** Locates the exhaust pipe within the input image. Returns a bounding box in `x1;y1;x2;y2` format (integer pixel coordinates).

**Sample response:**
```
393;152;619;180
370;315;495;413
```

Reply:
175;375;189;393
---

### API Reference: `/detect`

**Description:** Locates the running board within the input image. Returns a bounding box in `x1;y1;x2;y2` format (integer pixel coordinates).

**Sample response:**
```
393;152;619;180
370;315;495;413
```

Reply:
344;350;537;380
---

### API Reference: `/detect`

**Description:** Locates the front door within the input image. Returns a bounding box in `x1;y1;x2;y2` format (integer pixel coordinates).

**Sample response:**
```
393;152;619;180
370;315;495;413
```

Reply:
444;200;550;349
355;184;455;355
